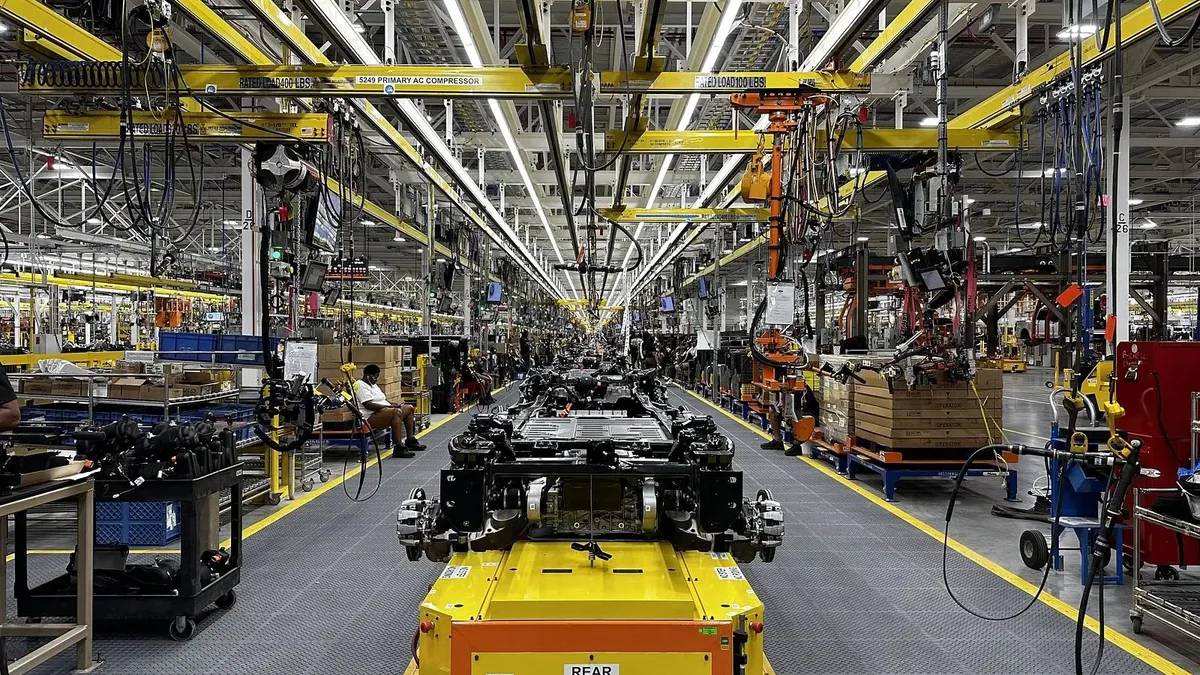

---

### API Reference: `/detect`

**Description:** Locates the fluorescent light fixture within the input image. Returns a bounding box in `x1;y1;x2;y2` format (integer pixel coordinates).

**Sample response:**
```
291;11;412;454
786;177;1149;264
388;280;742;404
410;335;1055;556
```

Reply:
1056;24;1096;40
1128;198;1144;206
722;248;733;255
856;236;869;242
222;219;240;226
436;257;446;262
353;23;366;33
730;280;749;287
361;219;376;226
1007;247;1024;253
919;117;939;127
965;198;976;205
1018;221;1043;229
0;24;9;33
825;248;835;255
85;217;101;225
1140;219;1159;229
973;235;987;242
35;233;51;240
207;246;221;253
1043;167;1065;177
1178;117;1200;127
393;232;406;242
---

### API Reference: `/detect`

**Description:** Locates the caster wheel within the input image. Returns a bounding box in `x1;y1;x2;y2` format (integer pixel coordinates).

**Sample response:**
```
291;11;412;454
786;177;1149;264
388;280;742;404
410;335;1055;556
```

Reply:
758;546;776;563
410;487;426;501
1154;566;1180;581
301;479;315;492
1131;616;1144;634
168;616;197;641
215;590;237;610
267;492;282;506
1020;529;1050;570
318;469;331;482
756;488;774;502
405;545;421;562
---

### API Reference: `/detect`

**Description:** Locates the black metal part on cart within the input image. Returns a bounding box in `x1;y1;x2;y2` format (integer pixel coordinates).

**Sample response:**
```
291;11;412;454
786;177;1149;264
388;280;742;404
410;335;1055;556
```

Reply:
14;463;244;641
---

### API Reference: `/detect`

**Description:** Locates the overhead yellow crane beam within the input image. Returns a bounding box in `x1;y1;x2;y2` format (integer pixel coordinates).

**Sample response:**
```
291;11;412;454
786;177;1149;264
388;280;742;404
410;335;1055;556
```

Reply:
598;207;771;223
682;0;1200;288
604;128;1022;154
42;110;334;144
21;64;895;100
0;0;118;60
598;70;892;96
849;0;939;71
599;207;858;223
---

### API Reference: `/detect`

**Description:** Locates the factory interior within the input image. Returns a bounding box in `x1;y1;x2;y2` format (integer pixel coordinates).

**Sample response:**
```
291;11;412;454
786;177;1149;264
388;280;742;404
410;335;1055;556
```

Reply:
0;0;1199;673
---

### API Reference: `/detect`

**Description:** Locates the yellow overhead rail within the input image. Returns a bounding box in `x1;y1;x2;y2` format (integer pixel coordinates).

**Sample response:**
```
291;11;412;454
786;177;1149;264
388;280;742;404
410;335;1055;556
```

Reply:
605;128;1022;154
599;70;891;96
43;110;334;144
21;64;893;100
0;0;118;61
19;63;574;99
0;272;233;302
598;207;772;223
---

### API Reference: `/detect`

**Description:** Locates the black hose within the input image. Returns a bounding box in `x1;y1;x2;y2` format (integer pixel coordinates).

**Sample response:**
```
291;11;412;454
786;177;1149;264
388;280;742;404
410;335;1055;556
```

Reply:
943;443;1062;621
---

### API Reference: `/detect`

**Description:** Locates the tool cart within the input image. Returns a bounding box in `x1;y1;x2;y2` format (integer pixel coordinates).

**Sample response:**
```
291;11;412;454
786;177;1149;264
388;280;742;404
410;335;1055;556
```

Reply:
15;429;244;641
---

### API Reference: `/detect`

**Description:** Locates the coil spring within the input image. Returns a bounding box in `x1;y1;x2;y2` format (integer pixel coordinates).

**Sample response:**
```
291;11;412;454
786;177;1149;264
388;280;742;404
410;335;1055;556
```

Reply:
20;61;172;90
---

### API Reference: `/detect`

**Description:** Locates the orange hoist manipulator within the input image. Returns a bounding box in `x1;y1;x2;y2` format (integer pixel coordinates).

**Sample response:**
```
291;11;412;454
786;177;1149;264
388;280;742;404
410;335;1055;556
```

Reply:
731;90;824;445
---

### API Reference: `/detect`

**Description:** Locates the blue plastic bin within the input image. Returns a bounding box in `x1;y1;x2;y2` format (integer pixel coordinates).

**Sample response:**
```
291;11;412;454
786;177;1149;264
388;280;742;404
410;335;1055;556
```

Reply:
95;501;181;546
217;334;282;366
160;332;219;362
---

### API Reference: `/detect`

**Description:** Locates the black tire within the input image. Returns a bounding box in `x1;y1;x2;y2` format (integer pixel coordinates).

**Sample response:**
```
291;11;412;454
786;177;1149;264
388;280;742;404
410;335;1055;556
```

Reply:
1155;566;1180;581
758;546;776;563
1020;529;1050;570
301;479;314;492
318;469;331;482
267;492;282;506
168;617;197;641
215;590;237;610
405;546;421;562
1131;616;1143;634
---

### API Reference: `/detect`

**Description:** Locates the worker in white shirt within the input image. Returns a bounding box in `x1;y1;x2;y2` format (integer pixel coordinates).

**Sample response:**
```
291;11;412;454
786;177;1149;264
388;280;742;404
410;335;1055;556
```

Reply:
353;364;425;458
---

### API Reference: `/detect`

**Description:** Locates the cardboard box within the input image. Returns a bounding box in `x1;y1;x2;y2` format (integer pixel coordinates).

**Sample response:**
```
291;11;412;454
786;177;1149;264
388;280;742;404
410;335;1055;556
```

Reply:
112;360;145;374
21;379;54;396
181;370;223;384
179;383;216;398
110;377;148;400
321;408;353;424
141;385;184;401
52;380;82;396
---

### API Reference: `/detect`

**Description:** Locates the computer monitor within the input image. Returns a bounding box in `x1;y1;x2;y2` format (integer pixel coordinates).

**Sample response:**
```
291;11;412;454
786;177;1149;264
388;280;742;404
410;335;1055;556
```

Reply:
486;281;503;303
305;193;340;254
298;261;328;291
660;296;675;313
698;277;709;299
322;287;341;306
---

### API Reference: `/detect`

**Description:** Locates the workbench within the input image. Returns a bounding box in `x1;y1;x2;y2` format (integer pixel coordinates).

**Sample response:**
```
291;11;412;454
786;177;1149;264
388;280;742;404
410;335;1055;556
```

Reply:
0;477;95;675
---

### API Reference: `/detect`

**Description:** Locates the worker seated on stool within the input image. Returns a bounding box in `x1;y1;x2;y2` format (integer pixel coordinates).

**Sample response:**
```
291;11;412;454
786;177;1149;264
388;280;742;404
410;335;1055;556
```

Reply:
353;364;425;458
760;391;804;457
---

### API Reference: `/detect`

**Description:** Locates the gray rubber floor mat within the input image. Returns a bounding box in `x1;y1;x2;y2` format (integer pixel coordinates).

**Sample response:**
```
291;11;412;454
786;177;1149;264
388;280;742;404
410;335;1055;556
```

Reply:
3;386;1168;674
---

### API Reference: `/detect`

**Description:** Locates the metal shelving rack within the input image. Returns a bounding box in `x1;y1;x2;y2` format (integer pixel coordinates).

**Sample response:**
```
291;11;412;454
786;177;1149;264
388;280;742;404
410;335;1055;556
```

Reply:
1129;391;1200;639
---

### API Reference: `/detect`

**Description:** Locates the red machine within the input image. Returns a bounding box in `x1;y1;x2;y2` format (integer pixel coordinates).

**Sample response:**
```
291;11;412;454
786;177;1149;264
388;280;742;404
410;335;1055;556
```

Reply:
1116;341;1200;568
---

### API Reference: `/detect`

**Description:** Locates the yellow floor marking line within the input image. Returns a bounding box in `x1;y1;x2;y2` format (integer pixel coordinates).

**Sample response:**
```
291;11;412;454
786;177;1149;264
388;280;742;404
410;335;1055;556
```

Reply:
5;386;510;564
680;388;1187;675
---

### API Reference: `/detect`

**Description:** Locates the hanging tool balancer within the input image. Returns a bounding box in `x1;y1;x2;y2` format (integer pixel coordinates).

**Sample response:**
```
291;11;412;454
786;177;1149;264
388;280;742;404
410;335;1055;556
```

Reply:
250;140;346;453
